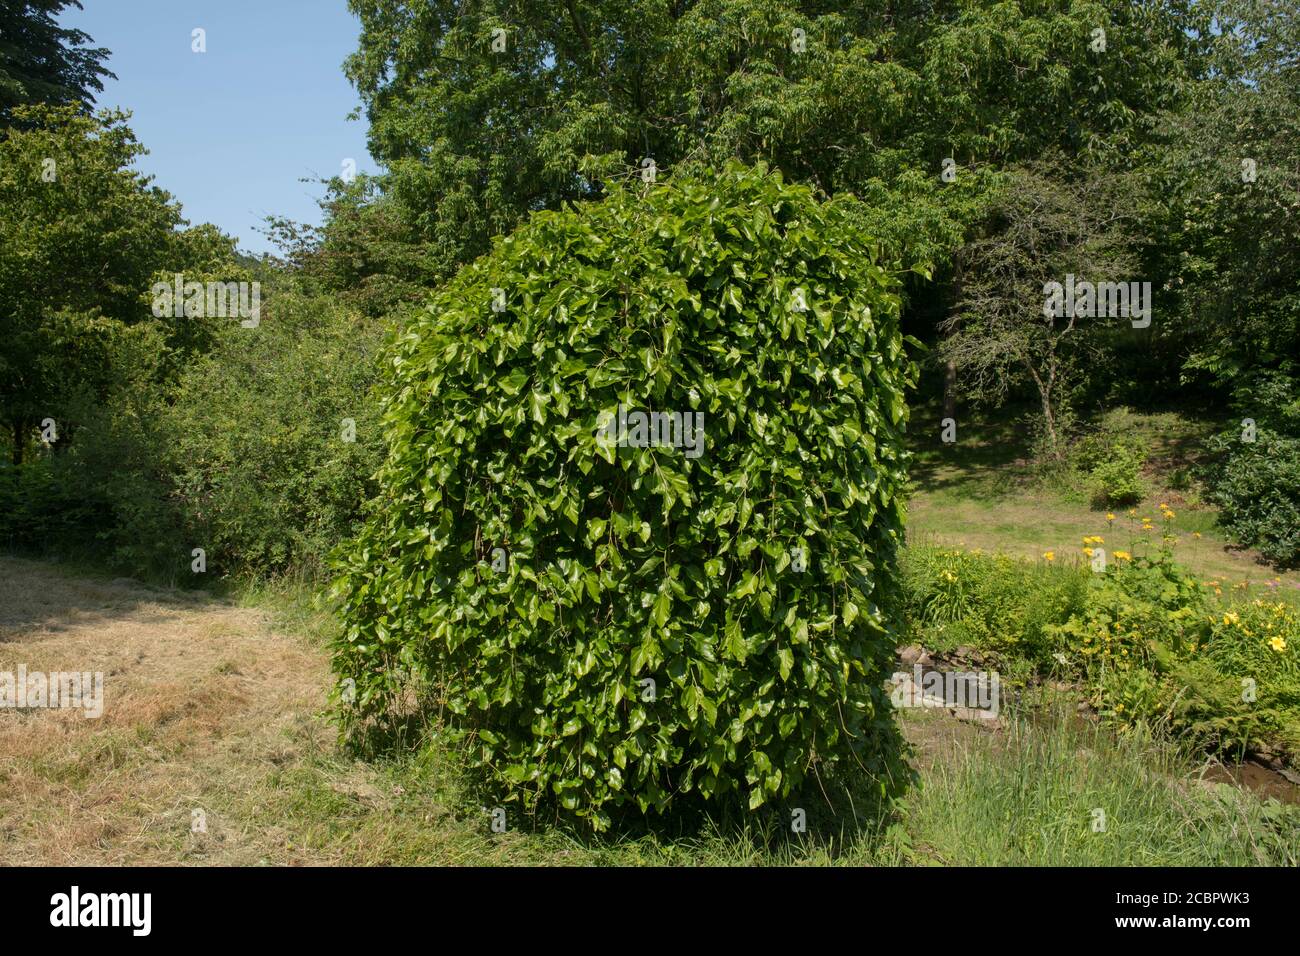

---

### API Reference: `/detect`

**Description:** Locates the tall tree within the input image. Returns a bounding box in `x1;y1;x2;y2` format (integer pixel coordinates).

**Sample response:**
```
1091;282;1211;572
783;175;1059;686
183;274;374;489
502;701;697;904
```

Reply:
1147;0;1300;388
343;0;1204;281
0;104;181;464
0;0;114;125
938;161;1142;457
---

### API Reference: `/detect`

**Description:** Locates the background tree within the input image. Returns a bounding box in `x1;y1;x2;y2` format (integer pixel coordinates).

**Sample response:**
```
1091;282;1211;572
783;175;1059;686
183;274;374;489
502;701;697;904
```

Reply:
0;104;181;463
263;173;443;318
0;0;114;126
1149;0;1300;390
343;0;1203;279
938;161;1141;458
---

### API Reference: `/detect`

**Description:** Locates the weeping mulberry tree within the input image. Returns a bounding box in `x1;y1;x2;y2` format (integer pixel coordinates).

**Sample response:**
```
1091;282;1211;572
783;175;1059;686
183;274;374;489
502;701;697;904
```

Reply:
331;162;917;830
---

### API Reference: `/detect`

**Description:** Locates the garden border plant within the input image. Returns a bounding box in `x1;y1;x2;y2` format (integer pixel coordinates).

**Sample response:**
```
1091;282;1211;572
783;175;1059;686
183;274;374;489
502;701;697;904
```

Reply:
902;538;1300;767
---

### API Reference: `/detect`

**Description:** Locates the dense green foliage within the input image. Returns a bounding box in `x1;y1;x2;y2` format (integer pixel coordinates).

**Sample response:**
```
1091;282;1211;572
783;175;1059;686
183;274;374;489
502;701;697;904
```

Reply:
0;104;182;464
338;0;1297;558
1;0;1299;858
162;291;386;579
344;0;1201;276
0;283;388;580
332;163;917;828
902;546;1089;666
1075;426;1149;508
1203;371;1300;568
5;1;1290;583
1206;431;1300;569
0;0;113;125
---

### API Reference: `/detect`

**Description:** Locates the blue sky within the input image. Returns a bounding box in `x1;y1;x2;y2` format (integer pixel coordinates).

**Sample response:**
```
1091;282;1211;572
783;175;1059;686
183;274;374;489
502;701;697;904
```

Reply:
61;0;380;256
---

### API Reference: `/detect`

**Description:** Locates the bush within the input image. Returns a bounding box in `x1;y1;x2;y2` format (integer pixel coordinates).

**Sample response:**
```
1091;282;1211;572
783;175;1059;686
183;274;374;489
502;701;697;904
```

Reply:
1072;409;1149;507
1164;600;1300;760
903;539;1300;765
1203;369;1300;567
1205;430;1300;568
1048;551;1209;718
163;288;386;579
1086;448;1147;508
0;321;187;577
331;162;918;829
2;289;388;581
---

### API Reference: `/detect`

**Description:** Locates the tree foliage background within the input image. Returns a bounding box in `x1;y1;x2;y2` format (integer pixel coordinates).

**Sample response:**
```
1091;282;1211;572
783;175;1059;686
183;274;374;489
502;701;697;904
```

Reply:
3;0;1298;569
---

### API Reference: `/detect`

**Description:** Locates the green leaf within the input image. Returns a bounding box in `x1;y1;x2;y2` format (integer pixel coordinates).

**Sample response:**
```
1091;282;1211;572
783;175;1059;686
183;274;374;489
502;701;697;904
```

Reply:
777;647;794;681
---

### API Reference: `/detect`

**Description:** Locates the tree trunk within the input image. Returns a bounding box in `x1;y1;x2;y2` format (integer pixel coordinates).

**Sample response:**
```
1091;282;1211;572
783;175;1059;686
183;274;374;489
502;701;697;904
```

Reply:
944;258;963;422
943;360;957;421
1040;389;1061;460
11;420;25;467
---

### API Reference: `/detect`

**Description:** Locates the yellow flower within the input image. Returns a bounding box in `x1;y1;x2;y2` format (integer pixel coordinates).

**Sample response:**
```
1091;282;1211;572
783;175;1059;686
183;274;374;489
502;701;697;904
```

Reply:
1106;513;1116;522
1269;636;1287;653
1042;551;1055;562
1193;532;1202;539
1223;612;1239;626
1127;508;1137;517
1114;550;1132;561
1082;547;1095;557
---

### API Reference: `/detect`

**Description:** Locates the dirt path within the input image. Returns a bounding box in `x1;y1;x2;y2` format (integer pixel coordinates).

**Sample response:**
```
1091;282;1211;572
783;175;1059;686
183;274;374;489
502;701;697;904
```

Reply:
0;556;331;865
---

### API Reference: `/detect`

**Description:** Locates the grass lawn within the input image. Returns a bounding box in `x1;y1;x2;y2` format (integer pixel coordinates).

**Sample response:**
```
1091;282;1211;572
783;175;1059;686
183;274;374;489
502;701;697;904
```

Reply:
2;554;1297;866
906;401;1300;601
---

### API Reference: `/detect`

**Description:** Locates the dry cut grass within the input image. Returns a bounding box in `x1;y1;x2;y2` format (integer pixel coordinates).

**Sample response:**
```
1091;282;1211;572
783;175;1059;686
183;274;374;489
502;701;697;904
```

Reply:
0;555;329;865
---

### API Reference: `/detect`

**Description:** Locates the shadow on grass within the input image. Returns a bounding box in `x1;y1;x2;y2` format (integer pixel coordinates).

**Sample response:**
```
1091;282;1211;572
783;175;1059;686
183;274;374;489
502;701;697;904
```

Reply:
908;400;1039;499
342;707;918;864
0;550;222;641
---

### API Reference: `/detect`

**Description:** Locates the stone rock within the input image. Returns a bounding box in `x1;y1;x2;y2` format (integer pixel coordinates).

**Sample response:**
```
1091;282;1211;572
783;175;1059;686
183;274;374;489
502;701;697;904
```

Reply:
898;644;927;667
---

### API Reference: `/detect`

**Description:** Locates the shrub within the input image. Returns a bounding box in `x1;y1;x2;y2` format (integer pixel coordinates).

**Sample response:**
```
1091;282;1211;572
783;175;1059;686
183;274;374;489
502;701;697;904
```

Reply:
162;288;387;579
905;539;1300;765
1049;551;1209;721
1073;411;1149;507
1204;430;1300;568
0;282;385;582
1085;448;1147;508
1164;600;1300;759
0;321;187;576
331;162;918;829
1203;369;1300;567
